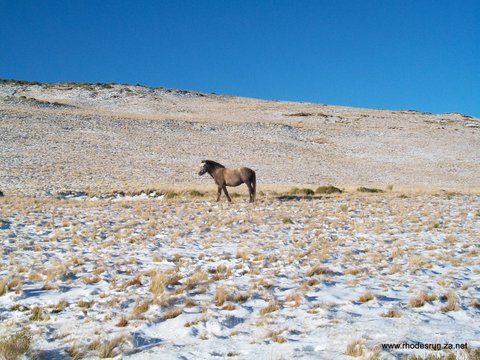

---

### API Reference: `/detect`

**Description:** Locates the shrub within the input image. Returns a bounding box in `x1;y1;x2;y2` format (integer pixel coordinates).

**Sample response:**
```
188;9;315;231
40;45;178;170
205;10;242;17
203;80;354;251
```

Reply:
188;190;204;197
289;187;314;196
357;187;384;193
286;112;313;117
315;186;342;194
163;191;177;199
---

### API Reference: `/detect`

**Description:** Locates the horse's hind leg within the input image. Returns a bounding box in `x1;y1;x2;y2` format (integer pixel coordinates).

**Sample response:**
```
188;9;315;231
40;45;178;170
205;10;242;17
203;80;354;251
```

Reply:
246;182;254;203
222;185;232;202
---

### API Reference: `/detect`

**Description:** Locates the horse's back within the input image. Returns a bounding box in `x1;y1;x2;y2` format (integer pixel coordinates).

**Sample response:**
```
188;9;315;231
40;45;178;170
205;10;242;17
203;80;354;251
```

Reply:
223;167;255;186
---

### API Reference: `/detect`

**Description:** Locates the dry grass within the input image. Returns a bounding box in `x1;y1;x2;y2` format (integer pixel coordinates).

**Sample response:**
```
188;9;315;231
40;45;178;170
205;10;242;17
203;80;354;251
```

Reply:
232;291;251;303
65;343;84;360
305;264;333;277
0;328;32;360
409;291;437;308
358;291;375;303
95;334;128;358
161;306;183;320
260;301;279;316
30;306;49;321
440;291;460;312
52;299;68;313
214;286;229;307
265;329;288;344
381;309;402;318
345;338;364;357
130;299;151;319
116;316;129;327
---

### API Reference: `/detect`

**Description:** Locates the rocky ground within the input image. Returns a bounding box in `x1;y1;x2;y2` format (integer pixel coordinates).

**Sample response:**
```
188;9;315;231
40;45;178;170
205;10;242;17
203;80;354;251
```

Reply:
1;80;479;196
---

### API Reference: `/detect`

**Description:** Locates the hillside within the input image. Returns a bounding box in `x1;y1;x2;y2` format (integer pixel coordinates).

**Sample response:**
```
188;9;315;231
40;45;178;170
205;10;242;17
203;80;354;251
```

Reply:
0;80;479;196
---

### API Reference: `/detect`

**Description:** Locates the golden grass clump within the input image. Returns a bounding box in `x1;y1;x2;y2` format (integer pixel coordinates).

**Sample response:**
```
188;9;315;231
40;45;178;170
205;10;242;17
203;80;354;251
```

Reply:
440;291;460;312
260;300;279;316
305;264;332;277
358;291;375;303
232;291;251;303
94;334;128;359
65;343;84;360
214;286;229;307
408;255;431;270
77;300;94;309
345;266;361;276
116;316;129;327
183;270;209;290
161;306;183;320
381;309;402;318
30;306;50;321
266;329;288;344
131;299;151;319
0;328;32;360
345;338;364;357
52;299;68;313
148;270;168;295
409;291;437;308
0;276;9;296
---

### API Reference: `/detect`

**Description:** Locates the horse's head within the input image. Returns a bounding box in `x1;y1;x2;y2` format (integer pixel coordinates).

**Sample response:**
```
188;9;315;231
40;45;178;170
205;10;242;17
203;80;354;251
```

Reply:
198;160;208;176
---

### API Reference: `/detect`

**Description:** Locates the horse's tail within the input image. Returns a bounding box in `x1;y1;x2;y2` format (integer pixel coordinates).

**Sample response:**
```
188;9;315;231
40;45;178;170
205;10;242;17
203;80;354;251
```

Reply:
251;170;256;202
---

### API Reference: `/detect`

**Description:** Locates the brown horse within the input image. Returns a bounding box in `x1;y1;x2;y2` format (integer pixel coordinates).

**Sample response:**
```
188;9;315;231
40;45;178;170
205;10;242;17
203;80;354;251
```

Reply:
198;160;256;203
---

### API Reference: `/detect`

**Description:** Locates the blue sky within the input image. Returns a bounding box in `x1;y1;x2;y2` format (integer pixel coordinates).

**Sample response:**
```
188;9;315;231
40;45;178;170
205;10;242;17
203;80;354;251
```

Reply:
1;1;479;116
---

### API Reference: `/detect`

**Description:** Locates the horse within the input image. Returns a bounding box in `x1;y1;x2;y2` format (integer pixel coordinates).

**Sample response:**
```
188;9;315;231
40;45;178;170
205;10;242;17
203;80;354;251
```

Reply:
198;160;256;203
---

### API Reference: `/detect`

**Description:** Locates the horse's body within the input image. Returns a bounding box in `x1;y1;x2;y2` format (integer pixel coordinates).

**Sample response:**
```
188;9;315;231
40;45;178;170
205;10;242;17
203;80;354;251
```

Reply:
198;160;256;202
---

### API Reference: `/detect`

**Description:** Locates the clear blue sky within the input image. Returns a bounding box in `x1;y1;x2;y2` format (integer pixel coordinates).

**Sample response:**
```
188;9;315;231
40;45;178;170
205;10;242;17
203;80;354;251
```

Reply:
1;0;479;116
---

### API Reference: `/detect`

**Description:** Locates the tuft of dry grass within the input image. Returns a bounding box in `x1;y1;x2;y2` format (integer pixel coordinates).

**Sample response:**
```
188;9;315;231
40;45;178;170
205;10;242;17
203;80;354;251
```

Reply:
161;306;183;320
214;286;229;307
0;276;9;296
130;299;151;319
305;264;332;277
409;291;437;308
116;316;129;327
232;291;251;303
30;306;50;321
358;291;375;303
345;338;364;357
65;343;84;360
408;255;431;270
381;309;402;318
345;266;361;276
440;291;460;312
148;270;167;295
285;290;303;307
265;329;288;344
469;298;480;309
97;334;128;358
77;300;94;309
51;299;68;313
260;300;279;316
0;328;32;360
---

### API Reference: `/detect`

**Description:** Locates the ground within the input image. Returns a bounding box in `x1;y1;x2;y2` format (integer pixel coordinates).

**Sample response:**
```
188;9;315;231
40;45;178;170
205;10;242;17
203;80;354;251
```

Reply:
1;191;479;359
0;81;479;359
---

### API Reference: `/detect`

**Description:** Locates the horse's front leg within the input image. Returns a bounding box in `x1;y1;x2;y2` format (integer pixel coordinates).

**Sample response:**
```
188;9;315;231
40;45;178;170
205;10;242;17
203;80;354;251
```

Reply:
216;186;222;202
222;185;232;202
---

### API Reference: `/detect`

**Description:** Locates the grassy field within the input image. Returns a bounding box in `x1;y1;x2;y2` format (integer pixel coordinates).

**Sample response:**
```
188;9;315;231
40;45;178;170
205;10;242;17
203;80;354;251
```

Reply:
1;190;479;359
0;81;479;359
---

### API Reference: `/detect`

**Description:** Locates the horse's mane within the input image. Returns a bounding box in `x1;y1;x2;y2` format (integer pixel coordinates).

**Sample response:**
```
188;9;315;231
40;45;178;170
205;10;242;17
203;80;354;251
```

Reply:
203;160;225;169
